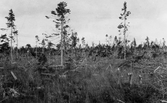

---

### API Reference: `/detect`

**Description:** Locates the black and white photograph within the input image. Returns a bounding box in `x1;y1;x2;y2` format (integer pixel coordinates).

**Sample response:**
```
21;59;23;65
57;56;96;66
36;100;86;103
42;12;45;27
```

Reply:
0;0;167;103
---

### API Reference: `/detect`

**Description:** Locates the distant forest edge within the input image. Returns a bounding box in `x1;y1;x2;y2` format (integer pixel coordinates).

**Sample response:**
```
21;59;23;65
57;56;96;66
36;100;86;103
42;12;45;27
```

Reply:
0;1;166;59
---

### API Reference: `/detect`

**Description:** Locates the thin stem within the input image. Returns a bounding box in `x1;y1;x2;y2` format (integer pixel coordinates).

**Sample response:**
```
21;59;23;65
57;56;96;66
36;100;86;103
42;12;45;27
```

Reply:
10;27;13;63
60;18;64;66
16;34;18;59
124;16;126;60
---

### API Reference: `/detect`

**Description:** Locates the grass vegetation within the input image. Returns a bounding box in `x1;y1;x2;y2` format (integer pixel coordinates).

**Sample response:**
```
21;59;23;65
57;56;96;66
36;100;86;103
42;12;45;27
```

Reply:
0;48;167;103
1;1;167;103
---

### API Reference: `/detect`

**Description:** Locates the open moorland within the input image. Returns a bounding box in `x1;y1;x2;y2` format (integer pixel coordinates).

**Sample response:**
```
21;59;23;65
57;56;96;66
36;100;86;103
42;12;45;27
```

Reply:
1;44;167;103
1;1;167;103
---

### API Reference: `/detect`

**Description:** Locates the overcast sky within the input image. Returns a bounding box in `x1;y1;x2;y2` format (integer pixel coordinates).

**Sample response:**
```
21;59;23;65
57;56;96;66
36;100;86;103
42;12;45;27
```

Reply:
0;0;167;47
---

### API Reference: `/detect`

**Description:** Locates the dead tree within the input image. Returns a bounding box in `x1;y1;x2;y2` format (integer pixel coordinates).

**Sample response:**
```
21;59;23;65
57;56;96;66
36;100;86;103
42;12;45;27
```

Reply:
128;73;133;86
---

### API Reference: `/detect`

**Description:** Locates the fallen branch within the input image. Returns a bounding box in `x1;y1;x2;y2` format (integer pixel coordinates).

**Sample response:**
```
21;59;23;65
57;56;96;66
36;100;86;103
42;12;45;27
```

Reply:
10;71;17;80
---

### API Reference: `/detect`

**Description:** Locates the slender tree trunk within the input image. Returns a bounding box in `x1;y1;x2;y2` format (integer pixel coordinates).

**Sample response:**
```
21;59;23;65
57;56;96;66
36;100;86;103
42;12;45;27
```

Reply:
16;34;18;59
10;27;13;62
60;19;64;66
124;18;126;60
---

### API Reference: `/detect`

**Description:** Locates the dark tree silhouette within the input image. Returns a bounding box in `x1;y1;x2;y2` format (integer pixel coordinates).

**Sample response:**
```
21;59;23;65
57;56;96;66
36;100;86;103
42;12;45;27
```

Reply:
0;34;10;55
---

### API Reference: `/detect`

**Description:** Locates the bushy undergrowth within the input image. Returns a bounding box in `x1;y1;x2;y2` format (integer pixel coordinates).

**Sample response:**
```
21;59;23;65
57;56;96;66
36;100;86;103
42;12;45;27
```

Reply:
0;55;166;103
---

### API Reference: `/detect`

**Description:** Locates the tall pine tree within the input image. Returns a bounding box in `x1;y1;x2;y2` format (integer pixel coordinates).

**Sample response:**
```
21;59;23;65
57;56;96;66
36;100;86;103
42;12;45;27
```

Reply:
118;2;131;59
46;2;70;66
5;9;17;62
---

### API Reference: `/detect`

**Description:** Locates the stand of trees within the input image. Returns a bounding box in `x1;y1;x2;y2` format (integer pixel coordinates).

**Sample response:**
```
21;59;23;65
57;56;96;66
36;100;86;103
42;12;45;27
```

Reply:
0;2;166;61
